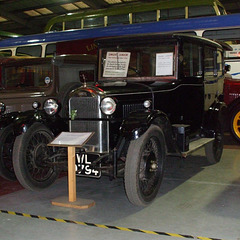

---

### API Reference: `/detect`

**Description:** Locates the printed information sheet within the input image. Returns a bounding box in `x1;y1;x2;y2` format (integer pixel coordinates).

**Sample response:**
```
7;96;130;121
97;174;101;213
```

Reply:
49;132;94;147
103;52;131;77
156;52;173;76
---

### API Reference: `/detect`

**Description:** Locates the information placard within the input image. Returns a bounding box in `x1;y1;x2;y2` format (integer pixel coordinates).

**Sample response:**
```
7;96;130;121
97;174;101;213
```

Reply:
156;52;173;76
103;52;131;77
48;132;94;147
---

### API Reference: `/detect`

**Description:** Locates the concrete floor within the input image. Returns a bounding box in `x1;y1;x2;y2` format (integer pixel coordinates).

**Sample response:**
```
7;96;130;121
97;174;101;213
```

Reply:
0;140;240;240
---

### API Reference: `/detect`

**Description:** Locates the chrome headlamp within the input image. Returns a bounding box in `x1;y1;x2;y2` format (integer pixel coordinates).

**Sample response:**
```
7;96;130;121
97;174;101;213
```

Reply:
100;97;116;115
32;101;41;110
143;100;152;109
44;99;59;116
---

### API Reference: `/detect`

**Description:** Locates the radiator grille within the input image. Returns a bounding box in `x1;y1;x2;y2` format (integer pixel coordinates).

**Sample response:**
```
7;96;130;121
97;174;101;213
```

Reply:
123;103;145;118
69;96;101;119
69;96;108;153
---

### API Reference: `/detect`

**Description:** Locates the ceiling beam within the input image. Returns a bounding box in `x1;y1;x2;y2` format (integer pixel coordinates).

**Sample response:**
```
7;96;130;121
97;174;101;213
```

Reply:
0;6;42;32
0;9;27;26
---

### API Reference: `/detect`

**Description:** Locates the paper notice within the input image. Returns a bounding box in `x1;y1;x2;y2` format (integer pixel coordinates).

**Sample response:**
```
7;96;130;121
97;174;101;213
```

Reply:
49;132;94;147
103;52;131;77
156;52;173;76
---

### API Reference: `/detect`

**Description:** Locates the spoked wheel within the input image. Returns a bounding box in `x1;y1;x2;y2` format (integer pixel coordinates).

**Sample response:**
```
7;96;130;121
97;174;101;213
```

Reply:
13;123;59;191
230;107;240;142
205;122;224;164
124;125;166;206
0;125;16;181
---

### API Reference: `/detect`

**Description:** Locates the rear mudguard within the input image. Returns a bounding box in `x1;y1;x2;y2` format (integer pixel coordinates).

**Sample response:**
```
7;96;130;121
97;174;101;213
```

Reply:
0;110;68;137
120;110;178;154
203;101;227;136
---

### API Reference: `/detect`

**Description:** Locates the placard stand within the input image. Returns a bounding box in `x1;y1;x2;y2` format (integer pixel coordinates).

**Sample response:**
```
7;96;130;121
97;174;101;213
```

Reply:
48;132;95;209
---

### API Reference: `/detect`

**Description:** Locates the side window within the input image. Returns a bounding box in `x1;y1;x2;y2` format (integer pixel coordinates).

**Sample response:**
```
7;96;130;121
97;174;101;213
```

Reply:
83;17;104;29
107;14;129;25
216;50;224;76
16;45;42;57
0;50;12;57
45;43;56;57
132;11;157;23
182;42;202;77
204;46;215;77
160;7;185;20
51;22;63;31
188;6;216;18
203;28;240;40
66;20;82;30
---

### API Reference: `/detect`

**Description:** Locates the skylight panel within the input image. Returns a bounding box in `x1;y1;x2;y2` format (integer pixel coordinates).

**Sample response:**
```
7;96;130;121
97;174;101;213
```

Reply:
74;1;90;9
104;0;122;4
61;3;79;11
24;10;41;17
36;8;53;15
0;17;7;22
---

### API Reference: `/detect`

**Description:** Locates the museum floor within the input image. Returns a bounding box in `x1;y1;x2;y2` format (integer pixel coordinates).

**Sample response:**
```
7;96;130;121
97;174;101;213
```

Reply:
0;133;239;240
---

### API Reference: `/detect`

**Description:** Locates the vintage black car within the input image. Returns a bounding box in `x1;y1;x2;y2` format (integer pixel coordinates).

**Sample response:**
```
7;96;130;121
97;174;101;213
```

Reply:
12;34;230;206
0;54;96;181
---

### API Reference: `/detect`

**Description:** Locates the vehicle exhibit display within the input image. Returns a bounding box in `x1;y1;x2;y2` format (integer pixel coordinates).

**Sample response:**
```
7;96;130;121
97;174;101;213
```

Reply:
12;34;230;206
224;77;240;141
0;54;96;181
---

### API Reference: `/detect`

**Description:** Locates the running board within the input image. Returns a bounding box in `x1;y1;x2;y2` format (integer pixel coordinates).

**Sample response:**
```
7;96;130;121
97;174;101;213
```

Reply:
181;138;214;158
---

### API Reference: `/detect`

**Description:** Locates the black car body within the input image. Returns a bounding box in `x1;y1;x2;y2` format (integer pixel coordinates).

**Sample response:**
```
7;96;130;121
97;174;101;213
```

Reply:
12;34;230;206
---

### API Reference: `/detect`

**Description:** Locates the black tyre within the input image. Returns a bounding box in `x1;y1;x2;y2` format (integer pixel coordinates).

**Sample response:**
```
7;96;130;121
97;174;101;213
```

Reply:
58;82;82;118
0;125;16;181
230;106;240;142
205;122;224;164
124;125;166;206
13;123;59;191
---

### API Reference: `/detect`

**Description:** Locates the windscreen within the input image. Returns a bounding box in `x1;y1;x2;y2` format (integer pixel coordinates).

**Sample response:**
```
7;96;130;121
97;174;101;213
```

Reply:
2;64;52;89
99;43;177;81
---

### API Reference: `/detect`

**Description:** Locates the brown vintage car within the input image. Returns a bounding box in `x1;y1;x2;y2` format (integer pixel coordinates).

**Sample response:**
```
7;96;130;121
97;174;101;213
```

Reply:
0;55;96;115
0;54;97;181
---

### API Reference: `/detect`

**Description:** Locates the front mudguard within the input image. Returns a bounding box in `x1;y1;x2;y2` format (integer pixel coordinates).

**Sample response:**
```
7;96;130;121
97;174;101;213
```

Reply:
120;110;178;154
0;112;21;129
203;101;227;137
0;110;68;137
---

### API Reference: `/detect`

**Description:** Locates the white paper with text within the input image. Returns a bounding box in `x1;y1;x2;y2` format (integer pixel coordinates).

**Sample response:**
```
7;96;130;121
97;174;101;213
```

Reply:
156;52;173;76
103;52;131;77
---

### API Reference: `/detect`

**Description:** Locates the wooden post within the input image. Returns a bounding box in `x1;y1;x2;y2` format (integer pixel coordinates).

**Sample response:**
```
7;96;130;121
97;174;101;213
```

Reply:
68;146;76;202
51;146;95;209
50;132;95;209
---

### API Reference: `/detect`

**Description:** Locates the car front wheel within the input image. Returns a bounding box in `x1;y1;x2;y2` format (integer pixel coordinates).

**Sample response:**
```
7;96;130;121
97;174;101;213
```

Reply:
13;123;59;191
124;125;166;206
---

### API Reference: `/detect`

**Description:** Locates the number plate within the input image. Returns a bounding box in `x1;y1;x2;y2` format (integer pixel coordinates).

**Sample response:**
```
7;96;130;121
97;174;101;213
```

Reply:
75;153;101;178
